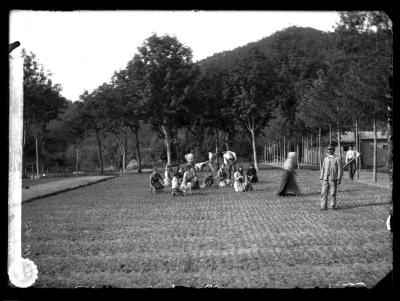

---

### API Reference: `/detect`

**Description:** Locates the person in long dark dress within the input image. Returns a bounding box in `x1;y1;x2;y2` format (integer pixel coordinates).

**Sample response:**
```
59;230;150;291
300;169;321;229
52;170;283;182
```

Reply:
277;152;300;196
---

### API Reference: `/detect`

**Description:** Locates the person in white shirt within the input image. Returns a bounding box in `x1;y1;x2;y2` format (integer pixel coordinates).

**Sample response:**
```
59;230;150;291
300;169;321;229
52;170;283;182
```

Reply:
194;151;217;173
233;166;252;192
171;172;185;196
164;165;172;186
184;149;197;177
345;145;360;180
217;164;231;187
180;164;199;194
222;150;237;181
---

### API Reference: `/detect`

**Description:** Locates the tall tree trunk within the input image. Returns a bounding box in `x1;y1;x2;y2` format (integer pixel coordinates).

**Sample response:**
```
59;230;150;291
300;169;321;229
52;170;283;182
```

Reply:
283;136;286;160
305;136;308;164
337;122;342;162
95;132;104;175
215;128;219;169
35;127;40;178
296;141;300;170
329;123;332;145
161;125;172;166
75;145;79;176
250;129;258;170
225;132;230;150
112;132;126;175
134;125;142;173
122;151;126;175
310;134;313;165
124;133;128;169
264;144;267;163
373;116;377;182
278;140;280;165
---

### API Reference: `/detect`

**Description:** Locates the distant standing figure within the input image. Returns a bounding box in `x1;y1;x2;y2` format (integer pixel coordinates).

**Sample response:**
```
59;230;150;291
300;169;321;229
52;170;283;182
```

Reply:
150;167;164;194
234;166;252;192
320;145;343;210
164;165;172;186
222;150;237;181
277;152;300;196
345;145;360;180
246;163;258;183
217;164;231;187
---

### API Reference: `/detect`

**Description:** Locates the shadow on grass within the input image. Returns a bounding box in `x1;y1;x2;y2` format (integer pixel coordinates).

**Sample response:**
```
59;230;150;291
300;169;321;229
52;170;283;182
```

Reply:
337;201;392;210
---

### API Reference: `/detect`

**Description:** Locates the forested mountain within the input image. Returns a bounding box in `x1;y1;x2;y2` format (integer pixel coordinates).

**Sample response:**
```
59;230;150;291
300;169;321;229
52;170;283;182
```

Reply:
198;26;332;73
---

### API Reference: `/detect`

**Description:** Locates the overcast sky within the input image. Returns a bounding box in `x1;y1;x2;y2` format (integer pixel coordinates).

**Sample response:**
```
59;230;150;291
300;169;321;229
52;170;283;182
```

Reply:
10;10;341;102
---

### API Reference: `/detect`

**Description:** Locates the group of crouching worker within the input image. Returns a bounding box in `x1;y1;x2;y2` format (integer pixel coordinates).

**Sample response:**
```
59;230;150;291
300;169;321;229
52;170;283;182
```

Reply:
149;149;259;196
149;144;369;213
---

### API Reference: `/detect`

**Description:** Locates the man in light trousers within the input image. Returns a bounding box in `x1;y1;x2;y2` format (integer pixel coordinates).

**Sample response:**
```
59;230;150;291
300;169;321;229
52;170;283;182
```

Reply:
320;145;343;210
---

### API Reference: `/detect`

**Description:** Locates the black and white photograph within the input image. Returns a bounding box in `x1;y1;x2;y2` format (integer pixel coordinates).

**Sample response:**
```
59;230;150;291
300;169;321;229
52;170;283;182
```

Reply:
7;10;393;290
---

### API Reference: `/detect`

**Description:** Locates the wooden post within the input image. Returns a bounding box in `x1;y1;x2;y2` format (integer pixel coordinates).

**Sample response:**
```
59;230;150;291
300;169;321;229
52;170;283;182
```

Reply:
8;46;23;276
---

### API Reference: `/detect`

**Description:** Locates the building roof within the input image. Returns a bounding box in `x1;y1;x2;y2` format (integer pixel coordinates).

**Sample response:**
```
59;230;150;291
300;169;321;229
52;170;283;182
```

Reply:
340;131;388;143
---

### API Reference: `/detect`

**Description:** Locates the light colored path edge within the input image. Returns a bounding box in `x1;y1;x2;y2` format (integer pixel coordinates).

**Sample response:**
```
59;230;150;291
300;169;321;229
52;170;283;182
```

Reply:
22;176;116;203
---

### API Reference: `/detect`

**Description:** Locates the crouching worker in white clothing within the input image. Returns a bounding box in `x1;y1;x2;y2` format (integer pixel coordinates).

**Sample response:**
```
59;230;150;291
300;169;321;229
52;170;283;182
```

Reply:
234;165;253;192
180;165;197;195
217;164;231;187
171;172;185;196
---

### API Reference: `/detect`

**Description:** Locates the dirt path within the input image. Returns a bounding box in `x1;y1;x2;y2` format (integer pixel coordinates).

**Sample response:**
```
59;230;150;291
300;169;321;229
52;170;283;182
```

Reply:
22;176;115;202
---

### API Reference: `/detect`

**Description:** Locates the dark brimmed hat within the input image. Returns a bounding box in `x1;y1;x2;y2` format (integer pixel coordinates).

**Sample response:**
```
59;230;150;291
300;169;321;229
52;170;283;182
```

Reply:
327;145;335;150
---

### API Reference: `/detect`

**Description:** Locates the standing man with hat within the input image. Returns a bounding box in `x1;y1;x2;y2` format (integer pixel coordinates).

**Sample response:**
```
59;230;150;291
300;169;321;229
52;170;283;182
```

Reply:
345;145;360;180
320;144;343;210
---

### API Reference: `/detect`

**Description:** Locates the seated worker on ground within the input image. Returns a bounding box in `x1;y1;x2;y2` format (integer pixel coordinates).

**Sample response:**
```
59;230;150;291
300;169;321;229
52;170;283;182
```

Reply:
181;164;199;194
177;166;184;178
246;163;259;183
217;164;231;187
201;171;214;188
164;164;172;186
234;165;253;192
171;172;185;196
150;167;164;194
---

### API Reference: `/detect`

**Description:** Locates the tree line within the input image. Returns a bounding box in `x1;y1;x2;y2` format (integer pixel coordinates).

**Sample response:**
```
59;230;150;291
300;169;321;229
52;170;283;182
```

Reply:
22;11;392;178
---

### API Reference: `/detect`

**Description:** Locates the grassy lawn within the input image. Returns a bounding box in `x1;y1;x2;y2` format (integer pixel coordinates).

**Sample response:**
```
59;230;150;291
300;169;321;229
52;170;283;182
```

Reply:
21;166;392;288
